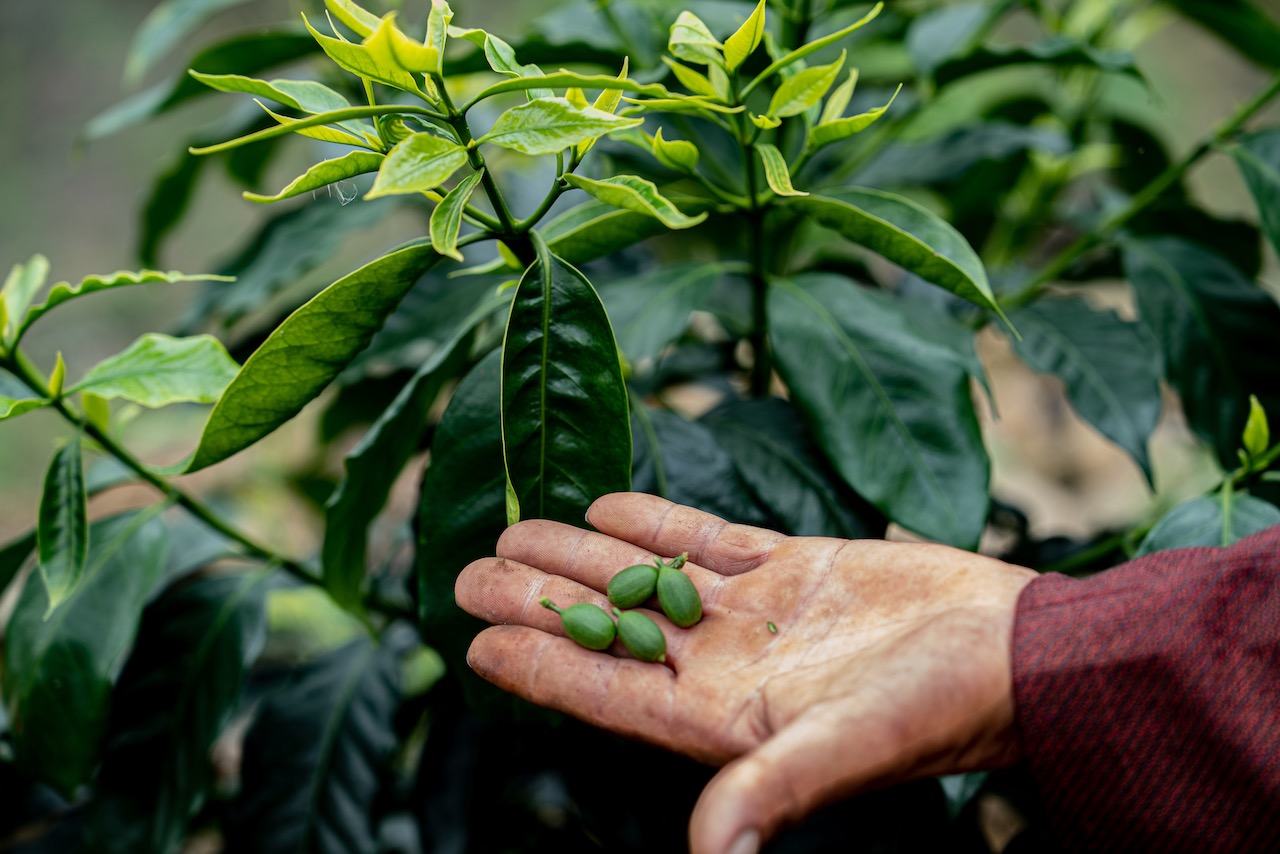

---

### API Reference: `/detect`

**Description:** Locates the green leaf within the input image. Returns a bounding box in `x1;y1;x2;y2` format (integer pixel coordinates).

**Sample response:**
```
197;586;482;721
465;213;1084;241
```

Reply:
808;84;901;152
1122;236;1280;468
48;353;66;398
0;395;44;422
662;57;719;98
364;12;441;75
189;71;354;114
322;294;505;610
2;254;49;345
431;170;485;261
226;633;405;851
124;0;255;84
18;269;230;343
598;263;725;367
4;511;169;795
819;69;859;125
787;189;1003;319
652;128;700;172
563;174;708;229
244;151;384;203
1244;395;1270;460
757;143;807;197
0;529;37;598
750;113;782;129
1009;296;1163;483
701;397;885;538
254;101;375;149
668;11;724;67
188;242;445;471
1229;129;1280;259
768;50;846;118
471;32;555;99
466;70;671;105
724;0;766;71
1162;0;1280;69
933;38;1145;88
325;0;380;38
303;13;430;98
620;95;745;116
85;572;268;854
501;244;631;524
769;275;989;548
542;201;675;264
425;0;453;67
37;438;88;615
745;2;882;95
366;133;468;199
1137;494;1280;555
479;97;642;155
906;2;989;77
68;333;238;408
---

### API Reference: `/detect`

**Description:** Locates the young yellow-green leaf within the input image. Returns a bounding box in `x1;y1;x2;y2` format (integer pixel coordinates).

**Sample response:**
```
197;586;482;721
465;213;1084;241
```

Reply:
1244;395;1271;459
82;392;110;433
366;133;468;199
244;151;384;203
669;11;724;67
757;143;807;196
364;13;440;74
67;334;238;408
465;71;671;107
37;437;87;616
709;63;733;101
746;3;882;96
303;13;429;98
662;56;719;98
0;396;44;423
750;113;781;129
652;128;700;172
2;255;49;345
621;96;745;116
425;0;452;69
820;68;859;125
565;87;589;108
189;72;353;114
479;98;642;156
563;174;708;229
49;353;66;398
479;32;553;99
430;170;484;261
325;0;380;38
768;50;846;118
808;83;901;152
256;101;373;150
577;59;632;158
724;0;767;71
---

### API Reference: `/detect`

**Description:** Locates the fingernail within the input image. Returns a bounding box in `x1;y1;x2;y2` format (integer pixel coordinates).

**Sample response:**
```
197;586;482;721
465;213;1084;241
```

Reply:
726;829;759;854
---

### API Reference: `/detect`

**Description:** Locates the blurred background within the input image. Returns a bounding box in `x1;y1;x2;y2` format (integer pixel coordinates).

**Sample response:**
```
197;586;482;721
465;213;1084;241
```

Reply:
2;0;1278;550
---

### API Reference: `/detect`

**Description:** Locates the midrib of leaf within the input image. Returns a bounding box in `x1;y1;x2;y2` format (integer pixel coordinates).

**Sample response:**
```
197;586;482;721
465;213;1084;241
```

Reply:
777;280;959;531
538;260;553;515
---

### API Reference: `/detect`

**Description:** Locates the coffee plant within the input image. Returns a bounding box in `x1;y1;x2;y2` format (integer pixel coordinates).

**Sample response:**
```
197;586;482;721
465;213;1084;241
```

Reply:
4;0;1280;849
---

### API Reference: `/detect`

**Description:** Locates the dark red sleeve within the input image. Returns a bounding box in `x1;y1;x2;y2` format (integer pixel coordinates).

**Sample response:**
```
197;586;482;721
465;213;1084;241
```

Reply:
1012;525;1280;852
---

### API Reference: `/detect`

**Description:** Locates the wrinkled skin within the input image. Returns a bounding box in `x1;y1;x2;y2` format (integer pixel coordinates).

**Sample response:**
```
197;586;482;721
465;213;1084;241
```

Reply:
457;493;1035;854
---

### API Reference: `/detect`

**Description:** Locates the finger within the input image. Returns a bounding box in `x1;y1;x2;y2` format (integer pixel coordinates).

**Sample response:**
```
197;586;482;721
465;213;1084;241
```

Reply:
587;493;785;576
468;624;687;750
456;557;609;634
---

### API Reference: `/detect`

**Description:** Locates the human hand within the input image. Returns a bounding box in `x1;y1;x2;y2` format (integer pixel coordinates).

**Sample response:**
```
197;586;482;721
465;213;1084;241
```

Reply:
456;493;1036;854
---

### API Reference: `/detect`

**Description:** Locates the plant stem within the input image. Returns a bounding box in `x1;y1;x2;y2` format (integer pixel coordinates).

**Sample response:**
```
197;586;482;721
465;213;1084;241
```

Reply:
1004;70;1280;310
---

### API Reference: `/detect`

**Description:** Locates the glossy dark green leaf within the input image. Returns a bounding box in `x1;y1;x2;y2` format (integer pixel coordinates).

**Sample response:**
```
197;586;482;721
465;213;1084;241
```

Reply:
769;275;989;548
85;571;269;853
3;511;169;795
502;247;631;524
0;529;36;597
124;0;256;83
786;189;1003;319
701;397;884;538
542;200;679;264
1136;494;1280;555
36;437;88;613
598;263;724;368
1122;236;1280;467
934;38;1144;88
323;293;507;610
1229;129;1280;259
188;242;444;471
1009;296;1163;483
227;631;405;853
1163;0;1280;69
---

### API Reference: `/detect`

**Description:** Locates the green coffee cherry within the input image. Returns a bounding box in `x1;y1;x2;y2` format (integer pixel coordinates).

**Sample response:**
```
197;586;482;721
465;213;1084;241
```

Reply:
656;563;702;628
612;607;667;662
608;564;659;608
540;598;616;651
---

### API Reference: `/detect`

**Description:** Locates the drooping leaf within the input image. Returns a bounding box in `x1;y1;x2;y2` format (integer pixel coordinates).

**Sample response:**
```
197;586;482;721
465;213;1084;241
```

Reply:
68;334;238;408
598;263;724;367
1163;0;1280;69
2;254;49;346
652;127;700;173
1122;236;1280;467
668;11;724;67
479;97;642;156
768;50;846;118
808;84;901;153
786;189;1003;319
501;246;631;524
563;174;708;229
364;12;441;74
702;397;885;539
85;571;269;854
303;13;430;97
1009;296;1163;482
36;437;88;614
1137;494;1280;555
4;511;169;795
757;143;807;197
325;0;380;38
1229;129;1280;259
188;242;444;471
244;151;384;204
227;632;406;853
124;0;256;83
769;275;989;548
188;71;355;114
322;292;506;610
366;134;469;199
724;0;767;71
431;170;486;261
662;57;719;98
934;38;1145;88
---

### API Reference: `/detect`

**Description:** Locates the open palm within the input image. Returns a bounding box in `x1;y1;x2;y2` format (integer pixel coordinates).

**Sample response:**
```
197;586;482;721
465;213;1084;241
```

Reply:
457;493;1035;854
